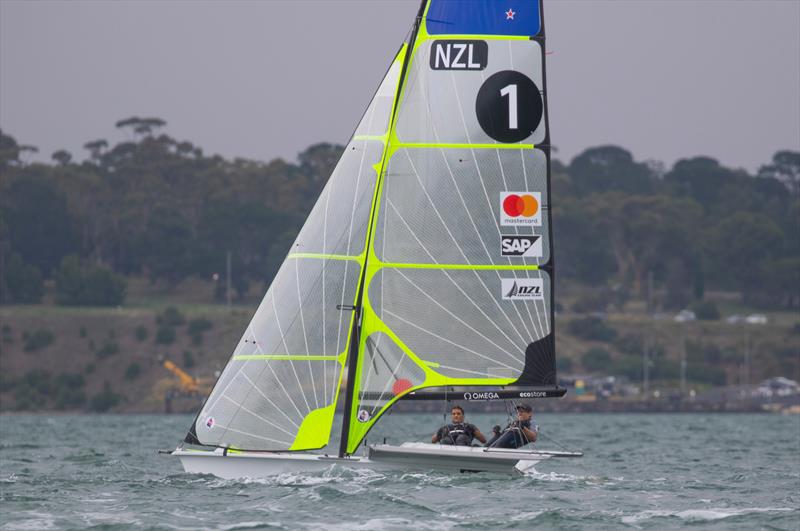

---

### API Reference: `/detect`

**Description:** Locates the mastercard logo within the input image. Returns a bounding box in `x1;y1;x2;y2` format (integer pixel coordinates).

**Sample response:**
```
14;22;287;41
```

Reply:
502;194;539;218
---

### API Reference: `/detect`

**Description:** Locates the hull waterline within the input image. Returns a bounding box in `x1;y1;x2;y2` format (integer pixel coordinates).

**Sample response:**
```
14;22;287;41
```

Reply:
172;443;576;478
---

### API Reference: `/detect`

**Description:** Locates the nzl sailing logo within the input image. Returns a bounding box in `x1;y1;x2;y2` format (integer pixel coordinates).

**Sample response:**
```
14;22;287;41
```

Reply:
430;40;488;70
502;278;544;300
500;192;542;226
501;235;542;258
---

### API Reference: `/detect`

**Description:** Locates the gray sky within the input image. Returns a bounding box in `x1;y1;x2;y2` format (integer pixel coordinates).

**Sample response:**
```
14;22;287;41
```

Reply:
1;0;798;172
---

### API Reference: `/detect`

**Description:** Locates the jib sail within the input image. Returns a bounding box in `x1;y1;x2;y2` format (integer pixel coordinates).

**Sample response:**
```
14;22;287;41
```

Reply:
184;49;406;451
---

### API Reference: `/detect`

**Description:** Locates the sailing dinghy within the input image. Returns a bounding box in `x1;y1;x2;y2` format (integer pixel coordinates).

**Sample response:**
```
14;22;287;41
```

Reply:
170;0;581;477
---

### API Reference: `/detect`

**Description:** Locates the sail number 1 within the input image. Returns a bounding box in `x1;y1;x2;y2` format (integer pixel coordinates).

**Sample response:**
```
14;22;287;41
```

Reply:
500;84;518;129
476;70;543;143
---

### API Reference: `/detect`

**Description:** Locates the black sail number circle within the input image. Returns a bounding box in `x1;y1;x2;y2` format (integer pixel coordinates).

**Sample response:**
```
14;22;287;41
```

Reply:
475;70;542;143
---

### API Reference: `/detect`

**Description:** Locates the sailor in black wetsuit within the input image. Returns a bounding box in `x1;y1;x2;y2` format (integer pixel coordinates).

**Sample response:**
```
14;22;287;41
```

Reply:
486;403;538;449
431;405;488;446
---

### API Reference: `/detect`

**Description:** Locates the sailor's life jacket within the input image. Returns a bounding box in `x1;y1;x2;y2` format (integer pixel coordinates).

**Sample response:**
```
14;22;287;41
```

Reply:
487;419;538;449
436;422;477;446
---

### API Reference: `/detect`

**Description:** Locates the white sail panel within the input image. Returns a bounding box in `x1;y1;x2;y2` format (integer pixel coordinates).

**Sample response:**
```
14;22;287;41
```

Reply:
193;257;359;450
293;141;383;257
395;39;545;145
368;268;550;380
374;147;549;265
355;58;403;137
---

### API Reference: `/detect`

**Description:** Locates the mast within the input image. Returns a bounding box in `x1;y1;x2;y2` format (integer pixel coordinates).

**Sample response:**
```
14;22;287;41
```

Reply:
338;0;429;458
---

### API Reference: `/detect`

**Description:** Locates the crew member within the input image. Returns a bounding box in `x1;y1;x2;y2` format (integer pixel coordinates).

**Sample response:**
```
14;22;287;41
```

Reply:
432;405;487;446
486;403;538;449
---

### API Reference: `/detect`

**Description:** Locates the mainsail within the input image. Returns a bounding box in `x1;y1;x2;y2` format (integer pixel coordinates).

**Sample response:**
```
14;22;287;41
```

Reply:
185;0;558;455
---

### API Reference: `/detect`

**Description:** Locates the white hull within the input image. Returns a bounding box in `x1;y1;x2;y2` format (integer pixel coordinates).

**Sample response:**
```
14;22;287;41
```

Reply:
174;443;581;478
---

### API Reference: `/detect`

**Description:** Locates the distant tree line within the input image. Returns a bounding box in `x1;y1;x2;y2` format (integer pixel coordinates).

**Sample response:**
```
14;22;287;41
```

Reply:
0;119;797;309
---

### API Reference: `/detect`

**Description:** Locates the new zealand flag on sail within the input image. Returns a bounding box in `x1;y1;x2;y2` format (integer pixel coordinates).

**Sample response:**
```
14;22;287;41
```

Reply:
426;0;542;37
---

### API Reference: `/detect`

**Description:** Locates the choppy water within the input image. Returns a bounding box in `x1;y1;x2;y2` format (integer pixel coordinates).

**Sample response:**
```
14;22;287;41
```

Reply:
1;413;798;530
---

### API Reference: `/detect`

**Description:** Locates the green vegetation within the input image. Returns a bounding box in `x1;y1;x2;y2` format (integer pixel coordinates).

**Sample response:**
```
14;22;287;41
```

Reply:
9;370;86;410
0;124;797;410
187;317;212;345
155;326;176;345
22;328;54;352
567;317;617;342
54;255;126;306
95;340;119;359
2;324;13;344
124;362;142;381
157;306;185;327
582;347;612;372
691;300;721;320
134;325;148;342
89;382;122;412
4;253;43;303
183;350;196;369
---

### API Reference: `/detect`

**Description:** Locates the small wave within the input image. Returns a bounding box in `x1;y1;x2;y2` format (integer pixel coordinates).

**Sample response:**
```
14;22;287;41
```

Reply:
303;518;457;531
0;443;41;450
621;507;795;524
522;469;619;485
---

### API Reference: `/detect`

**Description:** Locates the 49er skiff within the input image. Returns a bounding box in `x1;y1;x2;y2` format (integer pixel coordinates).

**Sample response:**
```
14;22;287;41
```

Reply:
169;0;582;476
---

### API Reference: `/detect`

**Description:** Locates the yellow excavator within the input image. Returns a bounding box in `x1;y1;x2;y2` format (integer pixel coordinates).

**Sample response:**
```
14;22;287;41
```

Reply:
160;359;214;413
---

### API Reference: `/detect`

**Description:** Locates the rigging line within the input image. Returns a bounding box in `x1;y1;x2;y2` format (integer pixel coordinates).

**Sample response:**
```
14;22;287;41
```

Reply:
239;372;301;430
520;150;552;337
368;342;416;416
387;199;522;359
271;290;312;414
415;79;531;346
294;255;318;410
383;308;517;371
519;148;549;338
401;151;528;347
220;394;297;438
516;150;545;339
448;70;538;343
321;175;329;401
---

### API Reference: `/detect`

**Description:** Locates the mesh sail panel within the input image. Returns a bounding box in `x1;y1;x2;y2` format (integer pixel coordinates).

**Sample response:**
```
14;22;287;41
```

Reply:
355;332;426;421
395;39;546;145
369;268;551;380
374;147;550;265
189;50;404;451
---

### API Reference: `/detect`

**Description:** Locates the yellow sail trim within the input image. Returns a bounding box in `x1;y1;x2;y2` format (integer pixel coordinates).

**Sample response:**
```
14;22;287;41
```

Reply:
290;403;337;450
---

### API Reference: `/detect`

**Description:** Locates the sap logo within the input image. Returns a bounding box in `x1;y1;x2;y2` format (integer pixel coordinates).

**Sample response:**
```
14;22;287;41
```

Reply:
464;392;500;400
502;278;544;300
501;235;542;258
430;40;488;71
